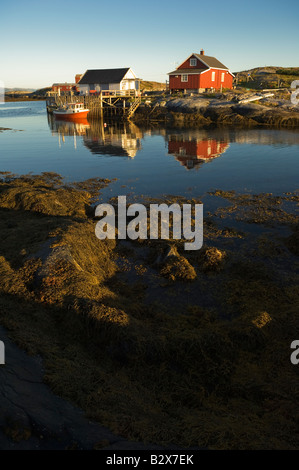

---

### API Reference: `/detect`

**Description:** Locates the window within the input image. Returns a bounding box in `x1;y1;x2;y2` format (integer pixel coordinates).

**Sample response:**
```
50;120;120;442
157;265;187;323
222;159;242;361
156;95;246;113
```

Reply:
221;72;225;82
190;58;197;66
211;71;215;82
181;75;188;82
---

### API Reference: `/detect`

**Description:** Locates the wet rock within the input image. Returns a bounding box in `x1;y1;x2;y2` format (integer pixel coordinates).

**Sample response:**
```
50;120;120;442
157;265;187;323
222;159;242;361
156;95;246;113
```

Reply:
154;245;197;281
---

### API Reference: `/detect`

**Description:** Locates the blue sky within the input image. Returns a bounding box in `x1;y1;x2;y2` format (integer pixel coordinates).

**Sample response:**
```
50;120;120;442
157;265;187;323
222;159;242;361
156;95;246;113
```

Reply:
1;0;299;89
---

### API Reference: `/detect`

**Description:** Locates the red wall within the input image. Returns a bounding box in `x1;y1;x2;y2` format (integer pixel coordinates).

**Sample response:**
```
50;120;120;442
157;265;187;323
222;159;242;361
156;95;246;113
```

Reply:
170;68;233;91
169;73;201;90
168;139;229;159
199;69;233;89
52;85;73;92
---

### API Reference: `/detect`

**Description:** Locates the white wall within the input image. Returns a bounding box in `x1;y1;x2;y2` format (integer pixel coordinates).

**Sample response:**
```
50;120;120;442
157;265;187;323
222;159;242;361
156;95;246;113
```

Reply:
123;68;137;80
79;84;89;95
120;79;136;90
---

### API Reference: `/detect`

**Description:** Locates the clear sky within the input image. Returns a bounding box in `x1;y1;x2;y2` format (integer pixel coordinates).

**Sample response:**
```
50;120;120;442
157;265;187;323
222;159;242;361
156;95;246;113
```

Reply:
1;0;299;89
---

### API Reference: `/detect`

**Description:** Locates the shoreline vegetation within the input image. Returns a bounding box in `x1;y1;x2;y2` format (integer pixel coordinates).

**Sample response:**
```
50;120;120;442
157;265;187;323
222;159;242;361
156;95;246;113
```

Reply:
0;172;298;449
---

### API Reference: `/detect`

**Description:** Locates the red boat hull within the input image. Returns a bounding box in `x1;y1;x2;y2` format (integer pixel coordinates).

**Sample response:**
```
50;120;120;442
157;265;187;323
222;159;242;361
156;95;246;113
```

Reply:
53;110;89;120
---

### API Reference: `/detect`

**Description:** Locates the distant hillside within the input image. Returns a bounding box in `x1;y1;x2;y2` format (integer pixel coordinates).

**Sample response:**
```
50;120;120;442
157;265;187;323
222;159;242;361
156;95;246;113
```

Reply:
31;87;52;97
5;87;36;93
5;87;51;101
140;80;166;92
234;66;299;89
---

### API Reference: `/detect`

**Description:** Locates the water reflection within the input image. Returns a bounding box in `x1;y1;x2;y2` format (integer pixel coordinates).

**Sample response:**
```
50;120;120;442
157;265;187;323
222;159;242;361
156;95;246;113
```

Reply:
167;131;229;170
48;114;143;158
1;101;299;198
46;111;299;190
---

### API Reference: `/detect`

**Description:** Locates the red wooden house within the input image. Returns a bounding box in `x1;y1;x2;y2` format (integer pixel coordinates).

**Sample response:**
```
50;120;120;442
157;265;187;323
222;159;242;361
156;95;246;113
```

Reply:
168;50;234;93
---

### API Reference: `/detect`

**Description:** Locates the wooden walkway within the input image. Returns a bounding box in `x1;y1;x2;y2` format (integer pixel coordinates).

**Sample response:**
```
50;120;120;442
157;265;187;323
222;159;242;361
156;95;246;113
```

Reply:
46;90;141;120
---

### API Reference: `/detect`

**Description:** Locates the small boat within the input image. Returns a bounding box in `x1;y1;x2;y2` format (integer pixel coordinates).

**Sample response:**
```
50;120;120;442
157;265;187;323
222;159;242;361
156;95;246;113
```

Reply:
53;102;89;120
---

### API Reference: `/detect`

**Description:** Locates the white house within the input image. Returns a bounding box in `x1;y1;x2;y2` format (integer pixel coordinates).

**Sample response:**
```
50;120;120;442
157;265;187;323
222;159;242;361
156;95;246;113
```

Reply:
77;68;140;94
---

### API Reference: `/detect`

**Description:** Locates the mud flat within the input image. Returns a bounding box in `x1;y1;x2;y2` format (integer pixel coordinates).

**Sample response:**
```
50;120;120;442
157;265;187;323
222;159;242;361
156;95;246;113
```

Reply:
0;172;298;449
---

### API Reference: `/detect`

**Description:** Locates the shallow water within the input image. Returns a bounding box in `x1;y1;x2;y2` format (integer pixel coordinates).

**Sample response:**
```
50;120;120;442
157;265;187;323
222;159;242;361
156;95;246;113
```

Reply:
0;100;298;204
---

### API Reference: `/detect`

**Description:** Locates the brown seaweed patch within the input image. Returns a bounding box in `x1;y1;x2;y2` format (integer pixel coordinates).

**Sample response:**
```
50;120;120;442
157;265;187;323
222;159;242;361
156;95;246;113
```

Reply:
252;311;272;329
194;246;226;272
0;172;110;218
209;190;299;227
158;246;197;281
0;174;298;449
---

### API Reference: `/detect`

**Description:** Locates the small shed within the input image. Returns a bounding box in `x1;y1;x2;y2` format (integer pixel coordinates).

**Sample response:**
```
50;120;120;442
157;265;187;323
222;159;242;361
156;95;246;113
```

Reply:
51;83;76;94
77;68;140;95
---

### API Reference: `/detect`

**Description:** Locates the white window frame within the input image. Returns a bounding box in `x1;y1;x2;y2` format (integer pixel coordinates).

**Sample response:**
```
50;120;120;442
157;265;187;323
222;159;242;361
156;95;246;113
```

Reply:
221;72;225;82
211;71;215;82
190;58;197;66
181;75;188;82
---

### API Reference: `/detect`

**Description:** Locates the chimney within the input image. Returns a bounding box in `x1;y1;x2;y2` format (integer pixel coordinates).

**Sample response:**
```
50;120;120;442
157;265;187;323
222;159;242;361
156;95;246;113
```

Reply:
200;49;205;55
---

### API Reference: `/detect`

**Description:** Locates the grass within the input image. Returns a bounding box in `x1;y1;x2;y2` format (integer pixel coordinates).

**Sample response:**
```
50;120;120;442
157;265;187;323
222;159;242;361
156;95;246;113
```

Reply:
0;172;298;449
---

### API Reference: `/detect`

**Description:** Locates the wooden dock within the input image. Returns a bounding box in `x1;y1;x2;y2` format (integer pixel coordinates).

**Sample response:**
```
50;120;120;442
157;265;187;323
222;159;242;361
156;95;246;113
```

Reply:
46;90;141;120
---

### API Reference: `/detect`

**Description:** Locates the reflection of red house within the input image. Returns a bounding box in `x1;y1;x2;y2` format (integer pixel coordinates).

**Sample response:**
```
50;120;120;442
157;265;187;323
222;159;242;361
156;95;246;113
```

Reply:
168;50;234;92
168;137;229;169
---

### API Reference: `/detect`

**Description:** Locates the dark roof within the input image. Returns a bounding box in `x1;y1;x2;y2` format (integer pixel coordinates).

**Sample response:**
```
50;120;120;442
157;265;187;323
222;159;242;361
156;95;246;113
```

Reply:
78;68;130;85
52;83;76;86
168;68;207;75
193;54;228;70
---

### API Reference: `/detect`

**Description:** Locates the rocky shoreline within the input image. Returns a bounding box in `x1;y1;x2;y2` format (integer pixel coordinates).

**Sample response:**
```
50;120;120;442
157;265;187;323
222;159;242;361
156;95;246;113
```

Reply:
134;92;299;127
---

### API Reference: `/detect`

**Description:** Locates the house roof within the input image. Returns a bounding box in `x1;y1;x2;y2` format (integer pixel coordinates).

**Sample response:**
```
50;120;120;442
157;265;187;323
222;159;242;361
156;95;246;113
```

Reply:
169;53;230;75
52;83;76;86
193;53;229;70
78;68;131;84
168;68;207;75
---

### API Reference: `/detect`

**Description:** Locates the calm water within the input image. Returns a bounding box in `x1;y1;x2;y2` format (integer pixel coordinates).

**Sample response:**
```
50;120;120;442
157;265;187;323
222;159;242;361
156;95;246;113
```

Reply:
0;100;298;203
